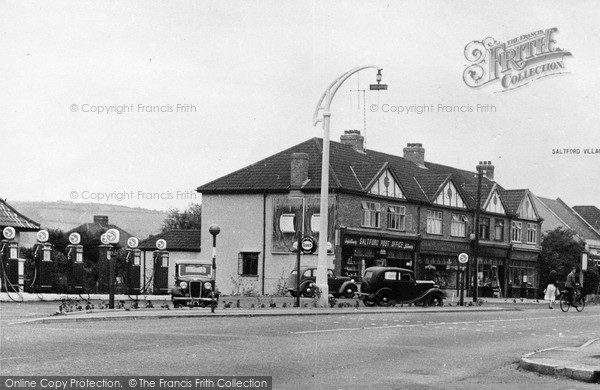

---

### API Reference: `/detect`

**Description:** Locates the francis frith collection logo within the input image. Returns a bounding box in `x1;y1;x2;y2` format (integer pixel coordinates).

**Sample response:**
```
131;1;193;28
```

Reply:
463;28;572;92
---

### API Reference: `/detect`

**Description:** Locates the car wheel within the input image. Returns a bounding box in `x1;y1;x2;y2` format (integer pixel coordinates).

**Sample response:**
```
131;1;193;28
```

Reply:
376;290;393;306
427;295;443;307
363;299;376;307
343;285;357;299
302;284;314;298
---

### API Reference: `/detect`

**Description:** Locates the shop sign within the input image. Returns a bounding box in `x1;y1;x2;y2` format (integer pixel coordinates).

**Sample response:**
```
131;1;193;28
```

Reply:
343;234;415;251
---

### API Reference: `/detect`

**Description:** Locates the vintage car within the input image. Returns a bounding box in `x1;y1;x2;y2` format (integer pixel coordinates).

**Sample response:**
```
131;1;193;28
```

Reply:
170;261;218;308
360;266;445;306
286;267;359;298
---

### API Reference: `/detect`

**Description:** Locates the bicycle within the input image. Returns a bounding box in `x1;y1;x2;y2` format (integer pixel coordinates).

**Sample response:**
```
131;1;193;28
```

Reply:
559;284;585;312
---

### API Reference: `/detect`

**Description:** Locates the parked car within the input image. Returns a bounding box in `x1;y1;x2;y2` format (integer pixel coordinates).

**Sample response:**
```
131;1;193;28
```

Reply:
286;267;359;298
360;266;445;306
170;261;218;308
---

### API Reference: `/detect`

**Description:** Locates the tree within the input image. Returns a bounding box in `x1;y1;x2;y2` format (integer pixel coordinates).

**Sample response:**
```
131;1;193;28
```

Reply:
161;203;202;232
538;227;584;287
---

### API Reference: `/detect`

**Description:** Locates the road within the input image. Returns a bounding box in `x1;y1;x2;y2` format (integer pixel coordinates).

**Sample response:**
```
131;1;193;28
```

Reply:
1;302;600;389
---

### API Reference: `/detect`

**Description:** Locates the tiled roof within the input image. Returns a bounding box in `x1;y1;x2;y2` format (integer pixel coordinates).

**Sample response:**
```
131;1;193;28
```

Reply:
0;198;40;231
573;206;600;232
499;189;528;214
138;229;201;252
197;137;514;210
539;198;600;240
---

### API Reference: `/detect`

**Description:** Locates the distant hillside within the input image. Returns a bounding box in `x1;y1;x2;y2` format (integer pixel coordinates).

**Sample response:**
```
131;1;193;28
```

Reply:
10;201;168;240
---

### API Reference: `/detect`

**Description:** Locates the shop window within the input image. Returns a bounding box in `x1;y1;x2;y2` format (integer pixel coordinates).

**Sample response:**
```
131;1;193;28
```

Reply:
509;264;536;290
361;202;381;228
494;219;504;241
511;221;522;242
426;210;442;235
238;252;259;276
387;205;406;231
450;214;467;237
479;217;490;240
527;223;537;244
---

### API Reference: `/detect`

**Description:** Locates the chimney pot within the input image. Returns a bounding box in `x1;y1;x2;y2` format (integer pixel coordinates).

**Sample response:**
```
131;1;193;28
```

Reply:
93;215;109;225
340;130;365;153
403;143;426;168
290;153;309;189
476;161;495;181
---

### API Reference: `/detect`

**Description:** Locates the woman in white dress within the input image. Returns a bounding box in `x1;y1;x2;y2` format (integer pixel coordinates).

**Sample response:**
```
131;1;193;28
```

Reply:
544;270;558;309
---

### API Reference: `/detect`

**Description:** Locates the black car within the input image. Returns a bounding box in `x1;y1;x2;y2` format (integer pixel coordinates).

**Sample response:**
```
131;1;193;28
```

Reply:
360;266;445;306
170;261;218;308
286;267;359;298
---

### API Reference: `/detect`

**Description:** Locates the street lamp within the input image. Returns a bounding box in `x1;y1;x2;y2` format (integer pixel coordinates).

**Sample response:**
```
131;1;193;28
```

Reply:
209;224;220;313
312;66;385;307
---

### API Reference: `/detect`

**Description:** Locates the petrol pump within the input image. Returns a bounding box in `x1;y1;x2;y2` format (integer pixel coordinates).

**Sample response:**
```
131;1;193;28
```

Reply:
125;237;141;295
1;227;20;292
31;229;53;293
66;232;85;293
153;239;169;295
97;233;112;293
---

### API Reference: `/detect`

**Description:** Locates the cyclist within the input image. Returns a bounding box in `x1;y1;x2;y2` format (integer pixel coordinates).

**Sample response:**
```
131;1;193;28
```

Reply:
564;266;577;303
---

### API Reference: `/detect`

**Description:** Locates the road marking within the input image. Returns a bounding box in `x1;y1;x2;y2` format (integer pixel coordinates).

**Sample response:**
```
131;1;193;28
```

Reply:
291;314;600;335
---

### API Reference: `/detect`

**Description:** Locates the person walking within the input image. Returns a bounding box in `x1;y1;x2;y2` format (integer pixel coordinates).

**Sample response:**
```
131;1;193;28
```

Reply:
544;269;558;309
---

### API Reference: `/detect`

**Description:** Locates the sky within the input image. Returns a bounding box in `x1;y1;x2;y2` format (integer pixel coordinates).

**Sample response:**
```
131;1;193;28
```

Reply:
1;1;598;212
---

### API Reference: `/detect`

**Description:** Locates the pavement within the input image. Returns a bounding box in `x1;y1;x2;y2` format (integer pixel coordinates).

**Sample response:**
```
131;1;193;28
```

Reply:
2;293;599;383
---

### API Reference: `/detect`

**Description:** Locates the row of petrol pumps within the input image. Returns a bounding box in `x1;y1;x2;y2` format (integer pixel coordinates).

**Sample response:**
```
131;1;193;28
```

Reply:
0;226;172;305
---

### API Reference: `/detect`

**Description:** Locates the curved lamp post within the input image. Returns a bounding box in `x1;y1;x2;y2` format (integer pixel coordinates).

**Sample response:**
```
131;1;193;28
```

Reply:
312;65;384;307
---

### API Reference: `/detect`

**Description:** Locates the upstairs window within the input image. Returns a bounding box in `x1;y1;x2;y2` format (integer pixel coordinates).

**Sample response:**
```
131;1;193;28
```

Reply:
511;221;522;242
426;210;443;235
494;219;504;241
450;214;467;237
361;202;381;228
479;217;490;240
527;223;537;244
387;205;406;231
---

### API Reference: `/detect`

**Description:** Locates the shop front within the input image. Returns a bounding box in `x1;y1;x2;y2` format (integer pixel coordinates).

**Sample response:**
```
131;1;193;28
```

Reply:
507;246;541;299
420;239;471;300
476;244;510;298
340;228;417;278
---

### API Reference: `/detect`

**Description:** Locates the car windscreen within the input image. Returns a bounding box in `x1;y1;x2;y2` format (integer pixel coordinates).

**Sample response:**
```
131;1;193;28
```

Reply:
179;264;212;277
364;271;373;280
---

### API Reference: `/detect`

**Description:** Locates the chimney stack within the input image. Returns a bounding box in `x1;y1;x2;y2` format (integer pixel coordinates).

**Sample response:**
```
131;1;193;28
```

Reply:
403;143;426;168
290;153;309;189
340;130;365;153
93;215;109;226
476;161;495;181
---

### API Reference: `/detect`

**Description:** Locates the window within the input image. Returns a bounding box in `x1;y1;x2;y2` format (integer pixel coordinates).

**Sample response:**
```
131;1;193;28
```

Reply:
527;223;537;244
511;221;522;242
387;205;406;231
451;214;467;237
494;219;504;241
361;202;381;228
238;252;259;276
426;210;443;235
479;217;490;240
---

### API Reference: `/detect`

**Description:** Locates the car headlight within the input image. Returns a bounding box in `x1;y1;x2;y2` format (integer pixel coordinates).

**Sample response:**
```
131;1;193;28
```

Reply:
204;282;212;290
180;281;188;289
